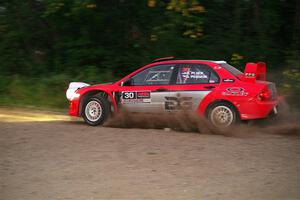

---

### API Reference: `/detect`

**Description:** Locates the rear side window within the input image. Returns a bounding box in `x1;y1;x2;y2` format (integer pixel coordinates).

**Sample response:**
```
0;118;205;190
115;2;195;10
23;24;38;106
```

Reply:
176;64;219;84
220;63;243;77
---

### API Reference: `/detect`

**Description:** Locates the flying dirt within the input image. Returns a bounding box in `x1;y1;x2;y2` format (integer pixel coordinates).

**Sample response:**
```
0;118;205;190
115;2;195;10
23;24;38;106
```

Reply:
0;107;299;200
104;106;300;137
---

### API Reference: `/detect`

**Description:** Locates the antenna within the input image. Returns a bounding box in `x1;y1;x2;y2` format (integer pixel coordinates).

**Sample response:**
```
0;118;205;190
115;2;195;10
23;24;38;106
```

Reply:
152;56;175;63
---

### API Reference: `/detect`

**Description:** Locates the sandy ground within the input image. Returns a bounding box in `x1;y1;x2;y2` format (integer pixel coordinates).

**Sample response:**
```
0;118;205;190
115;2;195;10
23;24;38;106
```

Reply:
0;108;299;200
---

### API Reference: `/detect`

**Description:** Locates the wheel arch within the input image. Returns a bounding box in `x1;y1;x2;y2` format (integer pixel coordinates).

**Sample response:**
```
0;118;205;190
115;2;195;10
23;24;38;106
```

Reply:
79;90;116;116
204;99;240;119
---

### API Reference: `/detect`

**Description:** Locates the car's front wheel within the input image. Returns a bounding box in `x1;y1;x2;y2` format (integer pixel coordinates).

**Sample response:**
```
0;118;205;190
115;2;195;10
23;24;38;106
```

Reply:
82;96;111;126
207;102;239;128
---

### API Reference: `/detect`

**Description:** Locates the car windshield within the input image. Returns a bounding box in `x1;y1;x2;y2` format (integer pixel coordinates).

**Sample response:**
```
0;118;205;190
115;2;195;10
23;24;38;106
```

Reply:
220;63;243;77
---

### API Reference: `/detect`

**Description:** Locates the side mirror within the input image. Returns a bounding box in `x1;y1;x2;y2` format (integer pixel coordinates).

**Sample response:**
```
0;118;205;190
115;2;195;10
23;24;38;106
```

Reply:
121;78;133;86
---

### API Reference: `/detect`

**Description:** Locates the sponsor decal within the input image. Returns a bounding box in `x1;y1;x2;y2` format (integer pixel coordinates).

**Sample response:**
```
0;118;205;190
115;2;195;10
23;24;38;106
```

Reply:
182;67;190;73
245;73;256;77
137;92;150;99
222;87;248;96
222;78;235;83
182;71;208;79
180;67;208;80
122;91;151;103
165;96;193;110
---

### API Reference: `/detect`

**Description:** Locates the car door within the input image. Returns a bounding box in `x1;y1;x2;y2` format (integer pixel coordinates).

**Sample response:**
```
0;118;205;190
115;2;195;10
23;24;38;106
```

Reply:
119;64;175;113
166;63;220;111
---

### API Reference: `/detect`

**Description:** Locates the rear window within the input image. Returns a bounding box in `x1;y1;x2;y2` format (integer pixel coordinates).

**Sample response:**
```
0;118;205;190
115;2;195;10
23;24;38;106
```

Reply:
220;63;243;77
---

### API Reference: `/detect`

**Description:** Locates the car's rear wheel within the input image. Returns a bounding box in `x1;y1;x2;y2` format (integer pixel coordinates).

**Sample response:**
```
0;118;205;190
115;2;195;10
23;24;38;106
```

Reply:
207;102;239;128
82;96;110;126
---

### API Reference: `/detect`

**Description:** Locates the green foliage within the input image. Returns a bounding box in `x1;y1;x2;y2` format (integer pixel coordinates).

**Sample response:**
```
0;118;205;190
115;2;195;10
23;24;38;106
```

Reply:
0;75;67;108
282;69;300;92
0;71;115;108
280;50;300;107
0;0;299;108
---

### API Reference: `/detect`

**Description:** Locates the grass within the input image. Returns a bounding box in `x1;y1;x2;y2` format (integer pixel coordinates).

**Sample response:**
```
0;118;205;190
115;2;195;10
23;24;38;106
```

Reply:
0;74;70;109
0;70;116;110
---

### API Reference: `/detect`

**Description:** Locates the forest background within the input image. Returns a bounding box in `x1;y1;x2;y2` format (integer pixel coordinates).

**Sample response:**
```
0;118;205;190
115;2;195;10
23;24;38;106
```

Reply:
0;0;299;109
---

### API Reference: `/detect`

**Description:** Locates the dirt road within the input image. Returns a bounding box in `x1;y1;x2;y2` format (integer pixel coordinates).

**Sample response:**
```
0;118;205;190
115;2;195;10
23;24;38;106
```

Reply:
0;108;299;200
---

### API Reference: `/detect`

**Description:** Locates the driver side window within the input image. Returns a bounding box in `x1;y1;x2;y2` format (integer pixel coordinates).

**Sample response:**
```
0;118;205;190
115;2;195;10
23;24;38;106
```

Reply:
130;64;175;86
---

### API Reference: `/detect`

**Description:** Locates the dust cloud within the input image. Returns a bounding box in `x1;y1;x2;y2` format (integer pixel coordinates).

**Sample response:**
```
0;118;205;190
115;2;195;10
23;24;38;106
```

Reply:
104;102;300;137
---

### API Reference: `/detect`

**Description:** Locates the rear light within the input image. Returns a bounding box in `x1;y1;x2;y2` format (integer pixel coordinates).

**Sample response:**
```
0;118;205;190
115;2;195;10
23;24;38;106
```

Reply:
258;88;270;101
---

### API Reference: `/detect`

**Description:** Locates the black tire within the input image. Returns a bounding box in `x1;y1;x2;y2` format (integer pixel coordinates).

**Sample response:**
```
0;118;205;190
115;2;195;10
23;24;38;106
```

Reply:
82;96;111;126
207;102;239;128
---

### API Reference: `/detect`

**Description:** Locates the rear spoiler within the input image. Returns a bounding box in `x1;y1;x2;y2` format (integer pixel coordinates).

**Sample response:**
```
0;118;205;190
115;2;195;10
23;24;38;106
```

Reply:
241;62;266;82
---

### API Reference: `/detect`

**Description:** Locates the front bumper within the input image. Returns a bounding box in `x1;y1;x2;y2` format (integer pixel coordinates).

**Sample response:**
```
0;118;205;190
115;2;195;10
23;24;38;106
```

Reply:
66;82;90;117
69;99;80;116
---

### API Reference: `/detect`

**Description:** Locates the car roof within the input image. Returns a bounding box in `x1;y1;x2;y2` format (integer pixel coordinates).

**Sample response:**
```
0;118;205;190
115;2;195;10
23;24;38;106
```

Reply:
152;59;227;65
199;60;227;64
115;60;227;85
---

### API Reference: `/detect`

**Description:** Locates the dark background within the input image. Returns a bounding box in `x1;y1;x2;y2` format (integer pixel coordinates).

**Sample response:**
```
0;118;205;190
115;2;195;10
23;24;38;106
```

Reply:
0;0;299;109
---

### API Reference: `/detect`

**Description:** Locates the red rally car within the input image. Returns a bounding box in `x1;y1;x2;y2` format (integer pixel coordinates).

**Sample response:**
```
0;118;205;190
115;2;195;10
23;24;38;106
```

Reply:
66;57;278;128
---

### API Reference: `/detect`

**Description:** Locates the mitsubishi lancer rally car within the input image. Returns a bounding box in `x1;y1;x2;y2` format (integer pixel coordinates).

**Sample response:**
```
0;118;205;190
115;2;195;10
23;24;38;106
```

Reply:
66;57;278;128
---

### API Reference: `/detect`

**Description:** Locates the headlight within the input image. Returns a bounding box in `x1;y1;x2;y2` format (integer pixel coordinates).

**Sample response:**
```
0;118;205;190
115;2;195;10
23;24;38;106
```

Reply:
71;92;80;100
66;82;90;101
66;89;80;101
